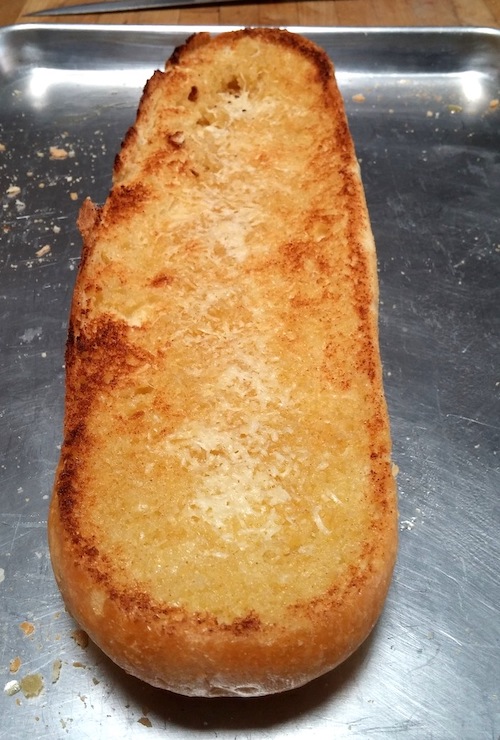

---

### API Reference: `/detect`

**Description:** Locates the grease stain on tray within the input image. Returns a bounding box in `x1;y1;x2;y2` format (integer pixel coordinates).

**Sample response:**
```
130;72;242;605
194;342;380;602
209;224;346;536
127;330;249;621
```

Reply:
19;673;44;699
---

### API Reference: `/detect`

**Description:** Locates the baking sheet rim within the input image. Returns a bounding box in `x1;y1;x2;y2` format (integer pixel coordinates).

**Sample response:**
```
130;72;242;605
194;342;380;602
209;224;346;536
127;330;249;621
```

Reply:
3;22;500;38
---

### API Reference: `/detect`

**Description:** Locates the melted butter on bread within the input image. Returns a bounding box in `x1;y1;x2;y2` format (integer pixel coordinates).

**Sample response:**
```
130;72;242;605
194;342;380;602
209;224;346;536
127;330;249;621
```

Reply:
49;29;397;697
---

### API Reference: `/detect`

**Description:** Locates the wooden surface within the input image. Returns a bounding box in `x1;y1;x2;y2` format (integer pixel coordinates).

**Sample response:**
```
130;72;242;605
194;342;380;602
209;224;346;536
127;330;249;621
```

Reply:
2;0;500;29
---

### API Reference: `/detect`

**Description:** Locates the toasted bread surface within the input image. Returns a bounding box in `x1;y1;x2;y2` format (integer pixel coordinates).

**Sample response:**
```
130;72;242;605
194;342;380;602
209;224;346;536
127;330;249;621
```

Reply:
49;28;398;697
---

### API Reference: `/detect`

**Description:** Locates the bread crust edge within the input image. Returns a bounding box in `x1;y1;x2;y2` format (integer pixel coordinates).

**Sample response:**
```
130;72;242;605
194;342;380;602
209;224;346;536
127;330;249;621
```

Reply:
49;486;397;697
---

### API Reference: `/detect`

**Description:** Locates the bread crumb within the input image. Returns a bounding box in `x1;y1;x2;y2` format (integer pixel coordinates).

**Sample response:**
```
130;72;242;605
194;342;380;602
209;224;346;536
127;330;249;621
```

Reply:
70;192;78;201
138;717;153;728
36;245;51;258
49;146;68;160
71;628;89;648
6;185;21;198
9;657;21;674
352;93;365;103
0;143;6;152
53;225;61;234
4;680;21;696
400;517;416;531
20;621;35;637
489;98;499;109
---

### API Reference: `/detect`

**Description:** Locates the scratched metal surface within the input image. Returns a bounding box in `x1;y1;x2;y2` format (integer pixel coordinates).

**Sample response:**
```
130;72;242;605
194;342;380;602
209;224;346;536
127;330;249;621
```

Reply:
0;24;499;739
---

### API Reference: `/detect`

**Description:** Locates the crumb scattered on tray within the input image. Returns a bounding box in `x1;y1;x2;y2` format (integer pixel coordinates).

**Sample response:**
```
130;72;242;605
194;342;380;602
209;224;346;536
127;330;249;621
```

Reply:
352;93;365;103
36;245;51;258
138;717;153;728
70;192;78;201
4;680;21;696
71;628;89;649
6;185;21;198
400;517;417;532
20;621;35;637
9;657;21;674
489;98;499;109
49;146;69;160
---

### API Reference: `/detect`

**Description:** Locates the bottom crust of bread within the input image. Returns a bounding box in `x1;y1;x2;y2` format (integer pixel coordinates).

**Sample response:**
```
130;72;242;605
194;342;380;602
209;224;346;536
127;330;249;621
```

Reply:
49;494;396;697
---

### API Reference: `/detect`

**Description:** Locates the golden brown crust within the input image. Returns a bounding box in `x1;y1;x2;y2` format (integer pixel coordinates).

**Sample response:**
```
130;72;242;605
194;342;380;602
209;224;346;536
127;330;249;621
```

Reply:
49;28;397;697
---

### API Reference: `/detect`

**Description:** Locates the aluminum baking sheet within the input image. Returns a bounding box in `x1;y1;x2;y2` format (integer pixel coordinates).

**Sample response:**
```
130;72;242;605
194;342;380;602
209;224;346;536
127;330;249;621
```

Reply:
0;23;499;739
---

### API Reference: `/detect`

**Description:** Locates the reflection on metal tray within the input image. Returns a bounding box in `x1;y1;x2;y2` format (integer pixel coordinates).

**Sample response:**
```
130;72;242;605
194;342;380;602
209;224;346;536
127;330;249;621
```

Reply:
0;24;499;739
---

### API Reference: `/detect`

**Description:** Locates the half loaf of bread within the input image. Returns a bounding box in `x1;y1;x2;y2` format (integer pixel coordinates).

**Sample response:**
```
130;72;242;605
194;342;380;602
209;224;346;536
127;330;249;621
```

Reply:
49;28;398;697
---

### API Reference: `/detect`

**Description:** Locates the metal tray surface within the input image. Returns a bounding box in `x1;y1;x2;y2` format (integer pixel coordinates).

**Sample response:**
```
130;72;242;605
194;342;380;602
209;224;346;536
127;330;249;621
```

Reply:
0;24;499;739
